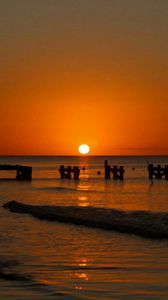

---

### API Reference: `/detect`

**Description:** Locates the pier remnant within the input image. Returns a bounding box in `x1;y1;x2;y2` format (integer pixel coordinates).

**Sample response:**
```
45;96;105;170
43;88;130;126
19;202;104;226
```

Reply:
59;165;80;180
0;165;32;180
104;160;124;180
148;164;168;180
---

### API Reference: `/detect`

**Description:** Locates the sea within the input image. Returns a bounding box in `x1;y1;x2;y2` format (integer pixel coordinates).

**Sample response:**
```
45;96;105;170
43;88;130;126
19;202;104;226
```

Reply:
0;155;168;300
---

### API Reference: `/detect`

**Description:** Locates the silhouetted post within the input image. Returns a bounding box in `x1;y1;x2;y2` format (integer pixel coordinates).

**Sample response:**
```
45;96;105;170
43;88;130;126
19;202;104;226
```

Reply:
16;166;32;180
148;164;153;180
74;166;80;180
112;165;118;180
156;165;161;179
119;166;124;180
24;167;32;180
59;165;65;178
104;160;110;179
165;165;168;180
67;166;71;179
16;169;22;180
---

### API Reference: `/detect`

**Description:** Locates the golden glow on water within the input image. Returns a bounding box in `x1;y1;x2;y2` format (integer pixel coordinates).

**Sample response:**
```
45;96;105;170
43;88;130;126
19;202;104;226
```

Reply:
77;196;89;207
1;205;168;299
77;184;91;191
78;258;87;267
74;258;89;291
1;156;168;299
75;286;83;290
75;273;89;280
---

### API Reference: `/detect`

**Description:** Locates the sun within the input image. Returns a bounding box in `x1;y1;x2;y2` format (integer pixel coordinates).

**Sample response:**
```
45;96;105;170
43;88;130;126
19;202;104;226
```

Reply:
78;144;90;155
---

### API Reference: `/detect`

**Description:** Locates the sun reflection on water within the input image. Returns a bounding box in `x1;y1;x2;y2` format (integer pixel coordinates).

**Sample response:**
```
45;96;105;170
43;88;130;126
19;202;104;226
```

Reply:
74;258;89;291
78;258;87;267
77;196;89;207
77;184;91;191
77;273;89;280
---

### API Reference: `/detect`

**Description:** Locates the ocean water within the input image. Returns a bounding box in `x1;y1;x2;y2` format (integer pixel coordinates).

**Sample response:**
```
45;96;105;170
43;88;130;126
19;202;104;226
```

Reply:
0;155;168;299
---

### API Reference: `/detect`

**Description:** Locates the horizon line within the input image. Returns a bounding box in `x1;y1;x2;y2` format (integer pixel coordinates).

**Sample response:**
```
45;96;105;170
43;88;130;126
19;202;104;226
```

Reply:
0;154;168;157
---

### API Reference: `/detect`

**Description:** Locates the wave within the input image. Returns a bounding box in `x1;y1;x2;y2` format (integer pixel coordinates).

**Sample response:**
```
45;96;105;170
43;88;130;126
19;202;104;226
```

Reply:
33;186;107;194
34;185;109;194
0;257;65;297
0;270;31;282
3;201;168;239
0;258;31;282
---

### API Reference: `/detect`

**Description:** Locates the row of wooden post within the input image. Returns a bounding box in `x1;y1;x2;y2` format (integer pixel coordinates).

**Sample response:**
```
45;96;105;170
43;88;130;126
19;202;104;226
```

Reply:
59;161;168;181
59;165;80;180
148;164;168;180
1;163;168;181
104;160;124;180
59;161;125;180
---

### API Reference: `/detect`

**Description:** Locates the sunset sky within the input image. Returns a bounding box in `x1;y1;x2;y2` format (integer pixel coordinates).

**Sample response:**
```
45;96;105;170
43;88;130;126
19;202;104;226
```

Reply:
1;0;168;155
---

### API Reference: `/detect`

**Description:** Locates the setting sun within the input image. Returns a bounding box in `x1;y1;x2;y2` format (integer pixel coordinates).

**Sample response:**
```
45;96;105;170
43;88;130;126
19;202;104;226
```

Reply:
78;144;90;155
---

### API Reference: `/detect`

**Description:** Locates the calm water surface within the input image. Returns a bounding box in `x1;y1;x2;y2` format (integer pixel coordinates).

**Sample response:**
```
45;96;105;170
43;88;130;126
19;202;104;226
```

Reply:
0;156;168;299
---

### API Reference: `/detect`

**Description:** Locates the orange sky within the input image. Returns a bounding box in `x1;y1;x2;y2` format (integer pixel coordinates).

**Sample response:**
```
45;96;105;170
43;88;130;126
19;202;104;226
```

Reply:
0;0;168;155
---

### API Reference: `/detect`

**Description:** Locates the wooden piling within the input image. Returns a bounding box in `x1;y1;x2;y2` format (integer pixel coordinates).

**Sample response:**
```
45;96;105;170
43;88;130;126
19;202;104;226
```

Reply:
119;166;124;180
104;160;124;180
0;165;32;180
67;166;71;179
156;165;161;179
148;164;153;180
148;164;168;180
112;165;118;180
74;166;80;180
16;167;32;180
59;165;80;180
165;165;168;180
59;165;65;179
104;160;111;179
